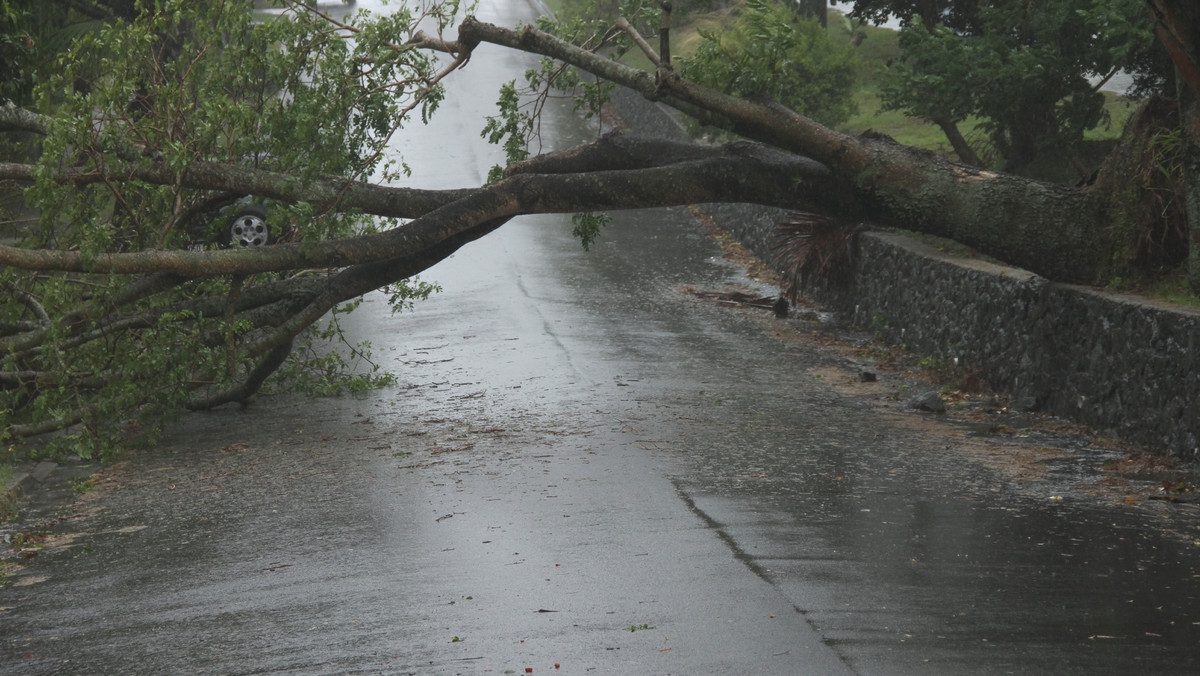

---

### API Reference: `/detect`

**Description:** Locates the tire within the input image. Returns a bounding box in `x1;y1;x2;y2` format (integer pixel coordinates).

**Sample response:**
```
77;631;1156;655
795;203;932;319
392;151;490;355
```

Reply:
226;206;271;247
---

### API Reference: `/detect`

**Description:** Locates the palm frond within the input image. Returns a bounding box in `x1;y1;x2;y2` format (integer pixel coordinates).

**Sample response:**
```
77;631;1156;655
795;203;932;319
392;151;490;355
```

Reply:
772;212;864;302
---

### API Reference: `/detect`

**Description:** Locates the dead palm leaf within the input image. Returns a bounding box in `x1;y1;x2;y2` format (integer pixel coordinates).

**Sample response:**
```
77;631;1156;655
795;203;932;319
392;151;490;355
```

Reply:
772;212;864;302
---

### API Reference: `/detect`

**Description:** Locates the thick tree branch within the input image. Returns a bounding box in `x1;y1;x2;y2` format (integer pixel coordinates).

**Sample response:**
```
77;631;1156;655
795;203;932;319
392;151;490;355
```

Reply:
615;18;660;67
186;338;295;410
0;137;850;277
407;30;463;55
0;102;50;135
0;159;469;221
6;408;90;439
7;281;50;324
448;16;1114;283
0;369;102;389
0;271;319;359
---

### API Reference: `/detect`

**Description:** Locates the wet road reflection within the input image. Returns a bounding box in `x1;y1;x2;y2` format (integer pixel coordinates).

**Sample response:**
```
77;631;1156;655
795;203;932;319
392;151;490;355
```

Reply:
341;0;1200;669
494;199;1200;672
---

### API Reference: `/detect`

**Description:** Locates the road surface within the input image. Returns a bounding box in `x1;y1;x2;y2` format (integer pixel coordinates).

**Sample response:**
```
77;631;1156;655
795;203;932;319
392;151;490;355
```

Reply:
3;1;1200;674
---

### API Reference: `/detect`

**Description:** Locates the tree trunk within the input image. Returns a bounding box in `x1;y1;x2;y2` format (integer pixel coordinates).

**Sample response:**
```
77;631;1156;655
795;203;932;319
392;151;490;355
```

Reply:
931;113;984;167
9;3;1200;444
0;136;851;277
1147;0;1200;291
451;17;1119;284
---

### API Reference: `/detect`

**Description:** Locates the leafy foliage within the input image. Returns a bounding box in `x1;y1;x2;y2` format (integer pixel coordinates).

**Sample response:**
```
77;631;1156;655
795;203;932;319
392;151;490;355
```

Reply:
554;0;660;33
3;0;1200;460
275;302;396;399
0;1;83;107
1;0;455;459
482;81;533;183
680;0;858;129
848;0;1171;172
0;2;37;106
479;3;656;241
571;211;610;251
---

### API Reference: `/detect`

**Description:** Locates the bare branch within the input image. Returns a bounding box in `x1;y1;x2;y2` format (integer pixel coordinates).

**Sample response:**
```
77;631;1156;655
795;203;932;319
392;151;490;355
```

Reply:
186;338;294;410
0;102;50;135
615;18;660;67
447;16;1113;283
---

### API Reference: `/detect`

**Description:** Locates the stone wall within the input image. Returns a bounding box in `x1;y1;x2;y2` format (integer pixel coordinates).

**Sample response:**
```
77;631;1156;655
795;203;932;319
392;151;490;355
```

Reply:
606;87;1200;462
704;202;1200;463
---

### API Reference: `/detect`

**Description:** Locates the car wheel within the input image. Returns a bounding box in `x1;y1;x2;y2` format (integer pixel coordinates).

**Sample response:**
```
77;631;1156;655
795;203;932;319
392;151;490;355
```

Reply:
226;206;271;247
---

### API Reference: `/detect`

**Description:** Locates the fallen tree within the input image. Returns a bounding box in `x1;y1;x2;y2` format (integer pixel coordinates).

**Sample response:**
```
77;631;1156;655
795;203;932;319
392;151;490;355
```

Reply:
1;0;1197;456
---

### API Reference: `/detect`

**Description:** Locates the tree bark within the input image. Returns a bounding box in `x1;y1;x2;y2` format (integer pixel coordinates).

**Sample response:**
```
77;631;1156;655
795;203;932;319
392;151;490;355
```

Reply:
931;114;984;167
6;3;1200;441
0;134;850;277
7;18;1134;285
0;133;857;415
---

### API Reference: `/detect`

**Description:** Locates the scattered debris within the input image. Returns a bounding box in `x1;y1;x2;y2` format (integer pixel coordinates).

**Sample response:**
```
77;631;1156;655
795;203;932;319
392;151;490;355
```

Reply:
685;289;779;310
909;391;947;413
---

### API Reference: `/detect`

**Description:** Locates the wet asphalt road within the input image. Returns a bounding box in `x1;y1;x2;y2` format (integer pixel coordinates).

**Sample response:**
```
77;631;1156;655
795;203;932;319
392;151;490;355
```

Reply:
5;0;1200;674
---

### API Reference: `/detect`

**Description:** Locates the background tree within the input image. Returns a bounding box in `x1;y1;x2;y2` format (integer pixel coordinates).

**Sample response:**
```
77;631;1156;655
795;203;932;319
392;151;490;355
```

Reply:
838;0;1173;174
795;0;828;27
1146;0;1200;289
680;0;857;130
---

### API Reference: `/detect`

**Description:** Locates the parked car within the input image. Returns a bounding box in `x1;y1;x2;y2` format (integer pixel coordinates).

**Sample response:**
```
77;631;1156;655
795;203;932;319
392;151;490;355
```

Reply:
222;201;272;247
187;196;282;250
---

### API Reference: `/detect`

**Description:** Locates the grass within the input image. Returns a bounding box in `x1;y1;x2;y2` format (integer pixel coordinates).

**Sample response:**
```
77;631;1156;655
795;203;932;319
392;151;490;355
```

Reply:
1114;274;1200;308
540;2;1135;155
1087;91;1139;141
